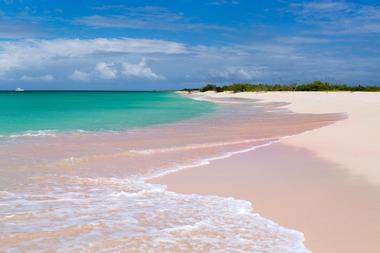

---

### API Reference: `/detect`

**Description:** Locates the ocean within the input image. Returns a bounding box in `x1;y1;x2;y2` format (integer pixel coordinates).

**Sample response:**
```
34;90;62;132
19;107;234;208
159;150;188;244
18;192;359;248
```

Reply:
0;91;215;135
0;92;340;252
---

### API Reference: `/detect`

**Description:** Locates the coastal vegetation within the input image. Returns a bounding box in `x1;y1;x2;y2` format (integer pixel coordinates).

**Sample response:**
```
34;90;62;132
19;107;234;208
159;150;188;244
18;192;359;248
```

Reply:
185;81;380;93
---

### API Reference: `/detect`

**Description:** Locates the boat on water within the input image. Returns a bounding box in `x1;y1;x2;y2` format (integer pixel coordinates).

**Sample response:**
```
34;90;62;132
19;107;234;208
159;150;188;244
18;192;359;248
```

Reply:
15;88;25;92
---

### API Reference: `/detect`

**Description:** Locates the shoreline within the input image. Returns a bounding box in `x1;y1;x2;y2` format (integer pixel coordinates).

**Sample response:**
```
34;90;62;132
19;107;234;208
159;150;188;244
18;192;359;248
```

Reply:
2;91;378;251
178;91;380;186
2;91;339;251
152;91;380;253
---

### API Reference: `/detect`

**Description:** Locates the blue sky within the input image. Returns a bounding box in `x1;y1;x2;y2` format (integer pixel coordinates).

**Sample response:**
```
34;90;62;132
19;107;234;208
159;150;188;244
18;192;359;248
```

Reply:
0;0;379;90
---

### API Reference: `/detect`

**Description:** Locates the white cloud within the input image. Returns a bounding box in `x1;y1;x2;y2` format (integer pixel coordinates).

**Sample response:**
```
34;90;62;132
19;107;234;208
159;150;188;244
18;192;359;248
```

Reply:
121;58;165;80
0;36;378;87
213;67;262;81
77;6;232;32
34;38;186;56
278;36;330;44
209;0;240;6
0;38;187;75
0;20;40;39
69;70;90;81
78;6;185;30
290;2;350;13
95;62;117;79
289;1;380;34
20;74;55;81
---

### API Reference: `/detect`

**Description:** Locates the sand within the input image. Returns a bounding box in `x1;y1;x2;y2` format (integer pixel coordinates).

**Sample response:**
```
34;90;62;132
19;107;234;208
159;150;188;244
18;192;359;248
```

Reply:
198;91;380;186
152;91;380;253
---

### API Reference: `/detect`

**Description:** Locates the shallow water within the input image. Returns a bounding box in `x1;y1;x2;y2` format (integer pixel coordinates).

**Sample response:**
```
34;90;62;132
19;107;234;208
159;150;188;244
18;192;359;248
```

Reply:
0;94;342;252
0;91;215;135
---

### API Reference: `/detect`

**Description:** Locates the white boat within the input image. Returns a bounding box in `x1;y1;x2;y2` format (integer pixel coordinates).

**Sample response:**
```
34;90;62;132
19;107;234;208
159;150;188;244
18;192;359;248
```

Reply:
15;88;25;92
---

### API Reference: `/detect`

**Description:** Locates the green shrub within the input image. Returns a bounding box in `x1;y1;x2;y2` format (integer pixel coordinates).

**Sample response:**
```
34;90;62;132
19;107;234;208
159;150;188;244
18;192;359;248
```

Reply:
200;84;217;92
196;81;380;93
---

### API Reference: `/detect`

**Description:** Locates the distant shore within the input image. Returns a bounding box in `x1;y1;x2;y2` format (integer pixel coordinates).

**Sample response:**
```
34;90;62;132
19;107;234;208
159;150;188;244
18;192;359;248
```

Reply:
152;91;380;253
182;81;380;93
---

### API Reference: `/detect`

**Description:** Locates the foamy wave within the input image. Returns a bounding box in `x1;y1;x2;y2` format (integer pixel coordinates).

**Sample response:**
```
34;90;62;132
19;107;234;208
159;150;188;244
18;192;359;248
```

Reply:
57;137;279;169
146;139;280;179
0;133;306;253
0;129;96;139
0;175;310;252
129;137;277;155
0;130;58;138
0;190;14;198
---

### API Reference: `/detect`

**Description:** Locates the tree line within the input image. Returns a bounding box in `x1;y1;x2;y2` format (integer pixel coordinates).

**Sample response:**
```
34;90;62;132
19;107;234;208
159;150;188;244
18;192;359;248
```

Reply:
182;81;380;93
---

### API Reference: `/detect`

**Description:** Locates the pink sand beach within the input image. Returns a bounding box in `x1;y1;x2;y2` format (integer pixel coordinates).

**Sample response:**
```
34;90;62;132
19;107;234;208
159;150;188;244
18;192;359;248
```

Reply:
1;91;379;252
152;91;380;253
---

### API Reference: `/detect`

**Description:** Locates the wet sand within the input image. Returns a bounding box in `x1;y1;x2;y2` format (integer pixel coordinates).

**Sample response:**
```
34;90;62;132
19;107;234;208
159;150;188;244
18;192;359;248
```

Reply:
152;143;380;253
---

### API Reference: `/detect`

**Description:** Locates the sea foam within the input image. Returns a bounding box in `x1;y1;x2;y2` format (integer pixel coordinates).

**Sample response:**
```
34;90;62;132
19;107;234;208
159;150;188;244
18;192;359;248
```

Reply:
0;173;310;253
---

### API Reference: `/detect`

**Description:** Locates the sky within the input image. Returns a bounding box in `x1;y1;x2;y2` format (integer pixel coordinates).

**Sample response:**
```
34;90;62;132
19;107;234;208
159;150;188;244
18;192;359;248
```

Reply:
0;0;379;90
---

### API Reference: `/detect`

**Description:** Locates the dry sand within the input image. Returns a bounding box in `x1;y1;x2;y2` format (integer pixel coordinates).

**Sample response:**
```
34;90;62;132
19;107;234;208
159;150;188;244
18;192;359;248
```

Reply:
152;91;380;253
199;91;380;186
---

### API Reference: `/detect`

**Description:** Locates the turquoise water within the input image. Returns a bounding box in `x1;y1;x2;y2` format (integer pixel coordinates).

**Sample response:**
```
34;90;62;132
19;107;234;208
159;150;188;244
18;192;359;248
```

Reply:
0;91;215;135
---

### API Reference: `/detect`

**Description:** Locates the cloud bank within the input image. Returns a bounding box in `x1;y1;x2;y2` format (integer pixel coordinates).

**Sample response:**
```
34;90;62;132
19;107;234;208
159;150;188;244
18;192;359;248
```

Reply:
0;35;379;89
